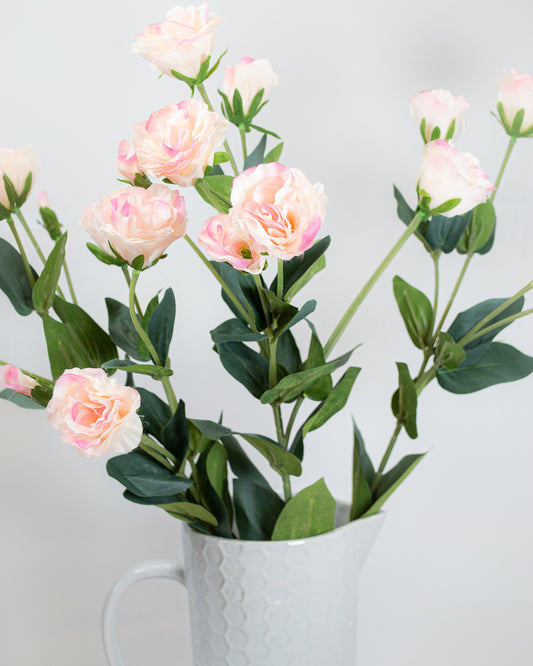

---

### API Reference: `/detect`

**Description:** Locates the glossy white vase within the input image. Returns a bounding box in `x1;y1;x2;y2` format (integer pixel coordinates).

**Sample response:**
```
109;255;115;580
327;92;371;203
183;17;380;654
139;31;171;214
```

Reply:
102;504;384;666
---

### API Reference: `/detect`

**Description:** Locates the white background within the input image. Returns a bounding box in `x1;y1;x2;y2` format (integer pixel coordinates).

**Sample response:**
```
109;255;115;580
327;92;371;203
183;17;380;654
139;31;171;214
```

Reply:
1;0;533;664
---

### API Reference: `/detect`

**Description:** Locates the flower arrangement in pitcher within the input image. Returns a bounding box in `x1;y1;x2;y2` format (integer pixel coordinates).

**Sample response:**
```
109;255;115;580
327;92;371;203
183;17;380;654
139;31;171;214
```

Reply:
1;4;533;541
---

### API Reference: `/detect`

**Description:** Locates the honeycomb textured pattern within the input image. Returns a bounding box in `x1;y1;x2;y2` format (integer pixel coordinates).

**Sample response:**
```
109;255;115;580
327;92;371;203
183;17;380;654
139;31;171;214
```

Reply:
182;508;385;666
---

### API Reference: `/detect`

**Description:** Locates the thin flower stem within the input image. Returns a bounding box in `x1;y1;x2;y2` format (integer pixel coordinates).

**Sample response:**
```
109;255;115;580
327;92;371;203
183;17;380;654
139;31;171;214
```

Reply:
324;210;425;358
129;270;179;413
14;208;46;263
430;252;473;348
197;83;240;176
185;235;255;328
285;395;304;444
240;128;248;161
431;251;441;334
7;216;34;288
490;137;517;203
139;439;175;471
62;260;78;305
461;308;533;345
277;259;284;300
370;422;402;494
457;281;533;347
141;434;178;466
121;265;143;319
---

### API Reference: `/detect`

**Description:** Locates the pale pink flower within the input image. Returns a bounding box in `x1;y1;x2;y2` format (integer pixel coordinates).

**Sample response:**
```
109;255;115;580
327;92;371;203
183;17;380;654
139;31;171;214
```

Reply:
199;214;266;273
409;89;469;142
0;365;37;397
47;368;142;459
115;139;139;182
230;162;326;260
36;190;49;208
497;69;533;135
81;184;187;268
0;145;40;208
132;99;228;187
223;57;279;114
132;3;221;79
417;140;495;217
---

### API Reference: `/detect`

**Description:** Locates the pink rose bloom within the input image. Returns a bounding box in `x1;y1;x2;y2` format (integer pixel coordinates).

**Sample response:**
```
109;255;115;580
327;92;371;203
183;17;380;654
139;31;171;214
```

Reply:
0;365;37;397
230;162;327;260
0;145;40;208
223;57;279;114
409;89;469;142
417;140;495;217
132;99;228;187
47;368;142;459
81;184;187;268
199;214;266;274
132;3;221;79
115;139;139;182
497;69;533;135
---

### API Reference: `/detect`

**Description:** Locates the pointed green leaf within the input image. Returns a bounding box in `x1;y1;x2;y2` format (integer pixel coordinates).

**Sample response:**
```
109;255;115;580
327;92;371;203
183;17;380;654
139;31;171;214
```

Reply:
350;419;375;520
0;388;43;409
221;434;272;490
303;367;361;436
107;450;192;497
240;433;302;476
234;477;284;540
272;478;336;540
86;242;125;266
101;359;173;379
136;387;172;442
0;238;36;315
161;400;189;464
425;211;471;253
391;362;418;439
217;341;270;398
363;454;426;516
147;288;175;365
210;318;266;343
105;298;149;361
276;329;302;375
302;327;332;401
392;275;433;349
270;236;330;300
264;141;284;164
32;232;67;315
244;134;267;170
159;501;218;527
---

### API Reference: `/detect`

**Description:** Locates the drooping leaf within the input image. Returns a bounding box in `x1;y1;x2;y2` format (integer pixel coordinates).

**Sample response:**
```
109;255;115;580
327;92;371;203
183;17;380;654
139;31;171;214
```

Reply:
106;450;192;497
136;387;172;441
101;359;173;379
123;489;180;506
240;433;302;476
44;298;117;379
302;367;361;436
216;341;270;398
0;238;36;315
437;342;533;394
271;478;336;540
234;477;284;540
392;276;433;349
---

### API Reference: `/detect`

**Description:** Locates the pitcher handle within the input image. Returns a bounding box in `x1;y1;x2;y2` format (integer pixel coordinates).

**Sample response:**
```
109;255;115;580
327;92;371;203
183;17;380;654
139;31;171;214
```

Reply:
102;558;185;666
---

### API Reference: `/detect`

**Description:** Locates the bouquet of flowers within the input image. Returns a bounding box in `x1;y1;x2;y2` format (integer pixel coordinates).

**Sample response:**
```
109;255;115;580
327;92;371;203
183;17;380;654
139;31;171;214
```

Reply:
1;3;533;542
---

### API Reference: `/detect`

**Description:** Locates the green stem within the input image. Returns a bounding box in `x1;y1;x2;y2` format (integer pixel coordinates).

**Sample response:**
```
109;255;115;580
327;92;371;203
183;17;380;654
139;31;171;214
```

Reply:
370;422;402;494
141;434;178;466
197;83;239;176
7;216;34;288
285;395;304;444
490;137;517;203
139;438;175;471
461;307;533;346
324;210;425;358
458;281;533;347
62;260;78;305
277;259;284;300
240;128;248;161
430;252;473;348
121;265;143;319
128;270;178;412
185;235;255;328
14;208;46;263
431;251;441;334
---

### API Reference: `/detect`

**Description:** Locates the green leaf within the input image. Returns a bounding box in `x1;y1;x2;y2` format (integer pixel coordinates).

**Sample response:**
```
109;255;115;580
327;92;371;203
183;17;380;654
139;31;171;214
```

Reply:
264;141;284;163
123;490;179;506
0;388;43;409
147;288;175;365
425;211;472;253
159;501;218;527
234;477;284;540
392;275;433;349
244;134;267;170
0;238;36;315
101;359;173;379
363;454;425;516
272;478;336;540
391;362;418;439
276;329;302;375
86;242;125;266
210;318;267;344
456;201;496;254
250;124;281;139
2;174;18;209
30;385;53;407
196;449;233;537
240;433;302;476
107;450;192;497
393;185;416;226
350;418;375;520
270;236;330;300
302;327;332;401
206;441;229;501
261;349;354;405
216;341;270;399
212;261;266;329
195;175;234;214
44;298;117;379
32;232;67;315
136;387;171;442
245;88;266;120
213;151;230;165
302;367;361;436
162;400;189;465
221;434;272;490
435;332;465;370
105;298;149;361
437;342;533;394
190;418;232;441
428;198;462;216
511;107;525;135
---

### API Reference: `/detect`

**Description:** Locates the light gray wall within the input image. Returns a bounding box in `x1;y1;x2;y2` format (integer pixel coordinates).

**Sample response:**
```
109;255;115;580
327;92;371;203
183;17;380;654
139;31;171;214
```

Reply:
1;1;533;664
